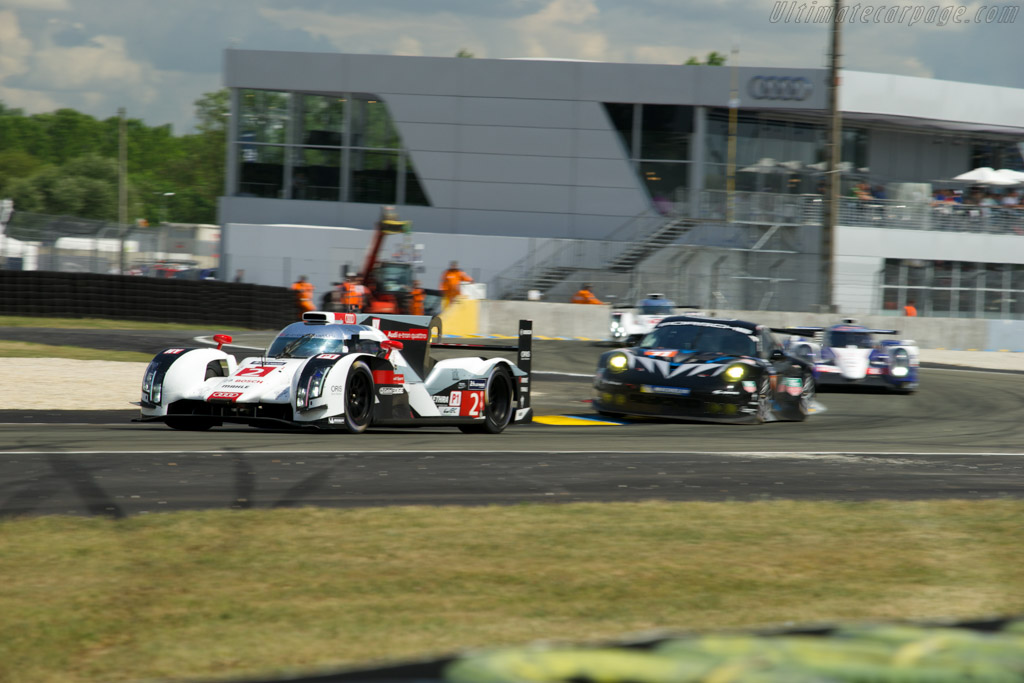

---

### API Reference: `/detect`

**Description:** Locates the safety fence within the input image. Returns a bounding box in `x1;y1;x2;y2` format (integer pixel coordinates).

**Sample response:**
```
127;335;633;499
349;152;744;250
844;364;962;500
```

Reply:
0;211;219;277
0;271;296;329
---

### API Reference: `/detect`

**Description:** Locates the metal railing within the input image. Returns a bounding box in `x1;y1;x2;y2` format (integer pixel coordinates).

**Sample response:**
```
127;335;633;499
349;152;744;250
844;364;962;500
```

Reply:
0;211;219;277
701;190;1024;234
492;210;691;299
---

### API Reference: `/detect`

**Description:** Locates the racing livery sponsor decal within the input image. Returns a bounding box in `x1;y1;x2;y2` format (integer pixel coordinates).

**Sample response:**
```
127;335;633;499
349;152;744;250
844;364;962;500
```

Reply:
640;385;691;396
330;385;345;393
643;350;677;358
382;328;429;341
439;406;460;416
317;353;342;360
783;377;803;395
163;348;185;355
208;391;242;401
372;370;404;385
449;390;485;417
742;380;757;392
468;379;487;390
237;366;277;378
432;394;449;404
378;386;404;395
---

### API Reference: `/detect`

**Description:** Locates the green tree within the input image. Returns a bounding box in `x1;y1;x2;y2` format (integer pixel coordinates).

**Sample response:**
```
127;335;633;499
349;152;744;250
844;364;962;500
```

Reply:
685;51;727;66
455;48;475;58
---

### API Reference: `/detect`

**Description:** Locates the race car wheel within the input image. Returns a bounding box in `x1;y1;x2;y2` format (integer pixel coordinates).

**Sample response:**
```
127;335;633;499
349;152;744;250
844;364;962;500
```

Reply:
165;418;214;431
342;362;374;434
755;377;773;424
796;375;816;420
205;361;226;380
459;367;514;434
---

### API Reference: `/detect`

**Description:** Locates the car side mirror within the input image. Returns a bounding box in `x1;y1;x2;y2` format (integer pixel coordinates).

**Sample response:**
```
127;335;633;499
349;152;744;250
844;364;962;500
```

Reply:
213;334;232;350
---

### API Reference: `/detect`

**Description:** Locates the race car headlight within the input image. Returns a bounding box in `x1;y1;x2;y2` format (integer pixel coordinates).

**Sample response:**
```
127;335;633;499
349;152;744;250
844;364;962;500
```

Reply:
143;369;154;394
307;367;326;400
607;354;629;372
296;385;307;409
151;377;162;404
890;348;910;377
724;365;746;381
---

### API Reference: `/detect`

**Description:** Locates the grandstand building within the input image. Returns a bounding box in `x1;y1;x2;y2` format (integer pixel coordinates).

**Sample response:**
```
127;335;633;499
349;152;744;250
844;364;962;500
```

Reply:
219;49;1024;317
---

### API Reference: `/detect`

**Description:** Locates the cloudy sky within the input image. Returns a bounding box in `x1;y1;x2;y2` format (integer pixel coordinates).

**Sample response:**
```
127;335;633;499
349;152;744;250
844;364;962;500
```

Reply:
0;0;1020;133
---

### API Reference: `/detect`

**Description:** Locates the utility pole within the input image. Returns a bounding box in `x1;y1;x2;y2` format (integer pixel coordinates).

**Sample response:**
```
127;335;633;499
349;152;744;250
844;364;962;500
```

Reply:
726;46;739;223
118;107;128;274
822;0;842;312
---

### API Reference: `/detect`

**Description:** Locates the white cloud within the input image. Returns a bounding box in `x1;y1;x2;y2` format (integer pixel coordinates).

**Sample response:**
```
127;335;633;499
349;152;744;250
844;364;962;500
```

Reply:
393;35;424;57
33;34;147;90
0;0;70;10
0;10;32;80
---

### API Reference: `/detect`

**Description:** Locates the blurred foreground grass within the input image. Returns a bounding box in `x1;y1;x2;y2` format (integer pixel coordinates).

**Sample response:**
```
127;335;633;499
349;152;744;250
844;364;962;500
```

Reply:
2;500;1022;683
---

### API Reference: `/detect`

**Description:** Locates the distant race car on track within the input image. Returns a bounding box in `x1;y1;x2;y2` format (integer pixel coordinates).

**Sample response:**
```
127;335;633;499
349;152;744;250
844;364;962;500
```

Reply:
593;314;822;424
783;319;919;393
608;293;699;344
137;312;533;433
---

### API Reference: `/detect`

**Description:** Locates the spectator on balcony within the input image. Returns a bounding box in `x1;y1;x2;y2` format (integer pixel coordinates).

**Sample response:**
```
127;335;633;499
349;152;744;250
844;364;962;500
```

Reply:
571;283;604;305
871;185;887;200
1001;190;1021;208
903;299;918;317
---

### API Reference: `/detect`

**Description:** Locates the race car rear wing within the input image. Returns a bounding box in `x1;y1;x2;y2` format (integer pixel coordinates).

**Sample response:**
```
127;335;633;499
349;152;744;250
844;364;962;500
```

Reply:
431;319;533;412
771;326;824;336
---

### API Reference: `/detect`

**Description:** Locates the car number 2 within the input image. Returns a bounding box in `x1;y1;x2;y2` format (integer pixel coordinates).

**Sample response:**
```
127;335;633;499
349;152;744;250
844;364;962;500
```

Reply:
450;390;484;417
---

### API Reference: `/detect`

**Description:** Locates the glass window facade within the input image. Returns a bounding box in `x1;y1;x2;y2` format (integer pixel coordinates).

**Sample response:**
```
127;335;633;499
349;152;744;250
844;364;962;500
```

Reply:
882;258;1024;318
233;89;429;206
603;103;691;214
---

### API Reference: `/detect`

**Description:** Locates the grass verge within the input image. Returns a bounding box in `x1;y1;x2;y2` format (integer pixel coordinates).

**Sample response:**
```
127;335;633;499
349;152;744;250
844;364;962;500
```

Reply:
0;340;152;363
1;500;1022;683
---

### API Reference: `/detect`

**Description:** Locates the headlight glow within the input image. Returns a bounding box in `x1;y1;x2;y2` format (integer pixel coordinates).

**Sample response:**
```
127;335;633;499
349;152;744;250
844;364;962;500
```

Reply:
607;354;629;372
308;367;326;399
725;365;746;381
891;366;909;377
151;379;162;404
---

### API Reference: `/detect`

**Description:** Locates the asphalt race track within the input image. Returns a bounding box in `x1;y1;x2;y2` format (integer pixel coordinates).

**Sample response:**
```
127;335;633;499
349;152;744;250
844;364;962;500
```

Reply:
2;332;1024;517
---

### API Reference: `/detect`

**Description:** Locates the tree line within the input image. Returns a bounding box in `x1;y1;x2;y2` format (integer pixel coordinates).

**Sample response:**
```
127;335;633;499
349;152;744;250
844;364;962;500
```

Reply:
0;90;227;226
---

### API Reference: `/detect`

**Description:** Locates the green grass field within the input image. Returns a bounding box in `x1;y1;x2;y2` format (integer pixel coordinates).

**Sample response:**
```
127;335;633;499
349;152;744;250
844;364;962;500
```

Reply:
2;501;1022;683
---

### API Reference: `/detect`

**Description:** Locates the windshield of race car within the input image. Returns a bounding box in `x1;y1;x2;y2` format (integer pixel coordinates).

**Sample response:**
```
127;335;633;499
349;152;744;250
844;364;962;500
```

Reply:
638;303;676;315
268;333;349;358
639;323;756;356
828;331;875;348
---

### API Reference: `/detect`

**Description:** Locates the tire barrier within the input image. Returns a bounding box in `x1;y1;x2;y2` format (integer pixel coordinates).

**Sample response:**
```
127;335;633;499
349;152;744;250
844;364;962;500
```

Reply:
0;271;296;329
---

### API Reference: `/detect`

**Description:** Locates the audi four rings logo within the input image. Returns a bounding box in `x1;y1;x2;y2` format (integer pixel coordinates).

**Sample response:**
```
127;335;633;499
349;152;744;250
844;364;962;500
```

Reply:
748;76;814;101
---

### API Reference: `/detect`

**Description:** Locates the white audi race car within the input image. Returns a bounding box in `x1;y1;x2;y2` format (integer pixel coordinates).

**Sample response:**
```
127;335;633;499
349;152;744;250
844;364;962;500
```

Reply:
137;312;533;433
783;320;919;393
609;294;694;345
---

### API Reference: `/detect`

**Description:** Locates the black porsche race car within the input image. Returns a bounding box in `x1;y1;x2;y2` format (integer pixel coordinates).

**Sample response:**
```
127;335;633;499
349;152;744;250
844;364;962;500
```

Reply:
592;315;823;424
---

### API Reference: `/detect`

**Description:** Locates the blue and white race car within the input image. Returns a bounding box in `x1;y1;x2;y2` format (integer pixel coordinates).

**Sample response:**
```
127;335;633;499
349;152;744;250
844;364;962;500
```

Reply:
783;320;919;393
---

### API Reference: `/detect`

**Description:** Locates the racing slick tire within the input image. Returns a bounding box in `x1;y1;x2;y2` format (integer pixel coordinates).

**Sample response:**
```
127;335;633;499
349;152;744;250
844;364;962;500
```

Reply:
795;374;815;421
342;361;374;434
459;367;515;434
755;376;773;425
